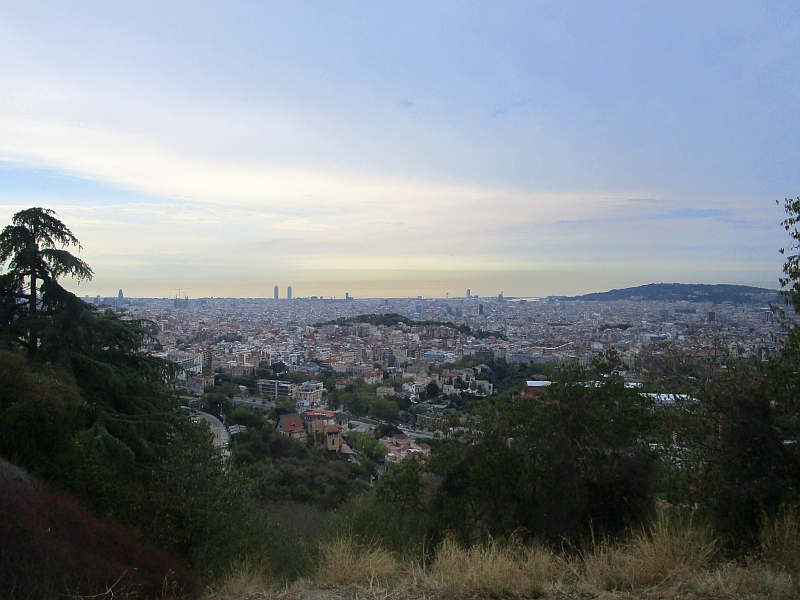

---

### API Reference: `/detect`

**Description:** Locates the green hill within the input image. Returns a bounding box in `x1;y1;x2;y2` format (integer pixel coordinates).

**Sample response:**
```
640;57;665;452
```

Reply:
568;283;780;304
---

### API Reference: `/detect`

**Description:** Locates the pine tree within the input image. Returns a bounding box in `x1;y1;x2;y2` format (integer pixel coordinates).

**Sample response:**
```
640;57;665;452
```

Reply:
0;207;92;357
0;207;179;463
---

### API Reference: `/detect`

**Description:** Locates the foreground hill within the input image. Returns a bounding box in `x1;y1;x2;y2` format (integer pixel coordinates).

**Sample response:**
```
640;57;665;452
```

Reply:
568;283;780;304
0;458;195;599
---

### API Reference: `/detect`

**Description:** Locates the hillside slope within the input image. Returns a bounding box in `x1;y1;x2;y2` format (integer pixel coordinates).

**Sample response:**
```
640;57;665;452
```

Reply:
0;458;196;599
568;283;779;304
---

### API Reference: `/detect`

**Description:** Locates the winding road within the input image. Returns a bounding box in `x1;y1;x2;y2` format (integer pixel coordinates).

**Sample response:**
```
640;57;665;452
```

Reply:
197;411;229;448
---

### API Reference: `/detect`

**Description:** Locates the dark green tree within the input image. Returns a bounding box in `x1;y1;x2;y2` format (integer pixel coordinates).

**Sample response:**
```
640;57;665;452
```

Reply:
778;196;800;311
0;207;93;357
0;208;276;578
427;356;657;545
653;198;800;548
0;208;179;464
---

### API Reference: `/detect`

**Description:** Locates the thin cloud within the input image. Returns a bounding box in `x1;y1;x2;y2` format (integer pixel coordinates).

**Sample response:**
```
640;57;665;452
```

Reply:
648;208;733;220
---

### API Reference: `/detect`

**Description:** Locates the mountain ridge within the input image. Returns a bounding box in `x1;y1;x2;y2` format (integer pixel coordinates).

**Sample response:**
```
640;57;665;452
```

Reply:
565;283;780;304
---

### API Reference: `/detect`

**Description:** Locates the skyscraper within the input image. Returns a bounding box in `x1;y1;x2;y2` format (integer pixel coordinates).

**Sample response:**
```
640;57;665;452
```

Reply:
466;288;471;298
287;286;293;300
274;286;279;300
478;303;484;315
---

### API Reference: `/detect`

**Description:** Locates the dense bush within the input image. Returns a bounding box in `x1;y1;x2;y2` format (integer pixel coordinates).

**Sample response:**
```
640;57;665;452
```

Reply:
423;357;657;545
654;350;800;549
0;350;84;478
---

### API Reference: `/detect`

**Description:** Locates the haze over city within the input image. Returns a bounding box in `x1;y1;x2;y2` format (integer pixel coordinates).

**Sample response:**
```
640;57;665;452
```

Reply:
0;2;797;298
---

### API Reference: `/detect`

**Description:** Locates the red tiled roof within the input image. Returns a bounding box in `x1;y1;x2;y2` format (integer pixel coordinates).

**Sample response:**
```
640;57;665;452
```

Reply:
278;414;304;433
304;409;336;419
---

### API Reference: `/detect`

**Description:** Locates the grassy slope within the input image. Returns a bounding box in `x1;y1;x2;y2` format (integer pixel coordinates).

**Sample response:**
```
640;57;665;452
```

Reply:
205;515;800;600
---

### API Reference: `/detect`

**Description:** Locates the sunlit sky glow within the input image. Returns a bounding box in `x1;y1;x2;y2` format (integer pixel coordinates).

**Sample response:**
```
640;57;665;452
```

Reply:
0;1;797;298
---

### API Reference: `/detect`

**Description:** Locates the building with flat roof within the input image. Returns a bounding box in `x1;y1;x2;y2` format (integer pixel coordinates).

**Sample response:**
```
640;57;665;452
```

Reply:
524;380;552;397
257;379;296;400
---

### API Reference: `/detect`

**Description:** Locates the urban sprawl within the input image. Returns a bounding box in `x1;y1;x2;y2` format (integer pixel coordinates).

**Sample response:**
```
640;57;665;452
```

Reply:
87;287;784;458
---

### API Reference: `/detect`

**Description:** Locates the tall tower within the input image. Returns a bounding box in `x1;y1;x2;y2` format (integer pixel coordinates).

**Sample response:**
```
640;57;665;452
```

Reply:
274;285;279;300
287;286;293;300
466;288;471;298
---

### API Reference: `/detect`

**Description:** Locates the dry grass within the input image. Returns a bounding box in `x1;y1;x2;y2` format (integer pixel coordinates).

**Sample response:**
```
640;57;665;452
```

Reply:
760;511;800;574
205;518;800;600
686;560;797;599
410;536;552;598
578;516;717;591
203;561;273;600
315;538;401;587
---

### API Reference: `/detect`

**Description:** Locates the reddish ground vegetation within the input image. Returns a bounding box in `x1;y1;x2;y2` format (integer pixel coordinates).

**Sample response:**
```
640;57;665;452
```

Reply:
0;458;197;599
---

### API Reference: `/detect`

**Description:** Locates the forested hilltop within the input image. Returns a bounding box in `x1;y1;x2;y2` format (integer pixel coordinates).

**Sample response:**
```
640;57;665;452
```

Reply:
315;312;505;339
2;204;800;600
568;282;779;304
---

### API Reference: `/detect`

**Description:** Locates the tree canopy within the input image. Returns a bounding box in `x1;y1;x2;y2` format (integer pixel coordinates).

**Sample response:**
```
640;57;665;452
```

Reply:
0;207;178;464
0;207;93;356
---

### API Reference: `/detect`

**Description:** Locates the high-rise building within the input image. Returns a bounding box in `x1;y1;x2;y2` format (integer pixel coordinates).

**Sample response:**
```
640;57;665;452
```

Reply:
661;308;670;322
118;289;124;300
345;292;350;300
708;311;716;323
274;286;279;300
287;286;293;300
466;288;471;298
478;303;484;315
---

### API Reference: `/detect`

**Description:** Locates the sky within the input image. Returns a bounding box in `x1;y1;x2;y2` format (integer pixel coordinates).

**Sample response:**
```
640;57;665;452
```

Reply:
0;1;797;298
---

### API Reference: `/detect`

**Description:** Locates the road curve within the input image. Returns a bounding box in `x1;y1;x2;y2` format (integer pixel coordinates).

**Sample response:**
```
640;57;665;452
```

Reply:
197;411;230;448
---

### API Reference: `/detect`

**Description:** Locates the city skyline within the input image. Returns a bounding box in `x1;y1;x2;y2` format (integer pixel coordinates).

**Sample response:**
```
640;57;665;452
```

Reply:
1;2;797;298
93;280;780;303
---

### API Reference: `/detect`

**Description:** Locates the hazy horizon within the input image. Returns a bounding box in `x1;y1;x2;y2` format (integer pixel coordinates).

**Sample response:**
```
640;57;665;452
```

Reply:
2;2;797;297
64;270;780;301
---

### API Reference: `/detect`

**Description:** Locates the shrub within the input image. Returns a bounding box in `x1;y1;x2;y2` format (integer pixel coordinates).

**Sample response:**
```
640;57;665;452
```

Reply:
0;350;84;477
